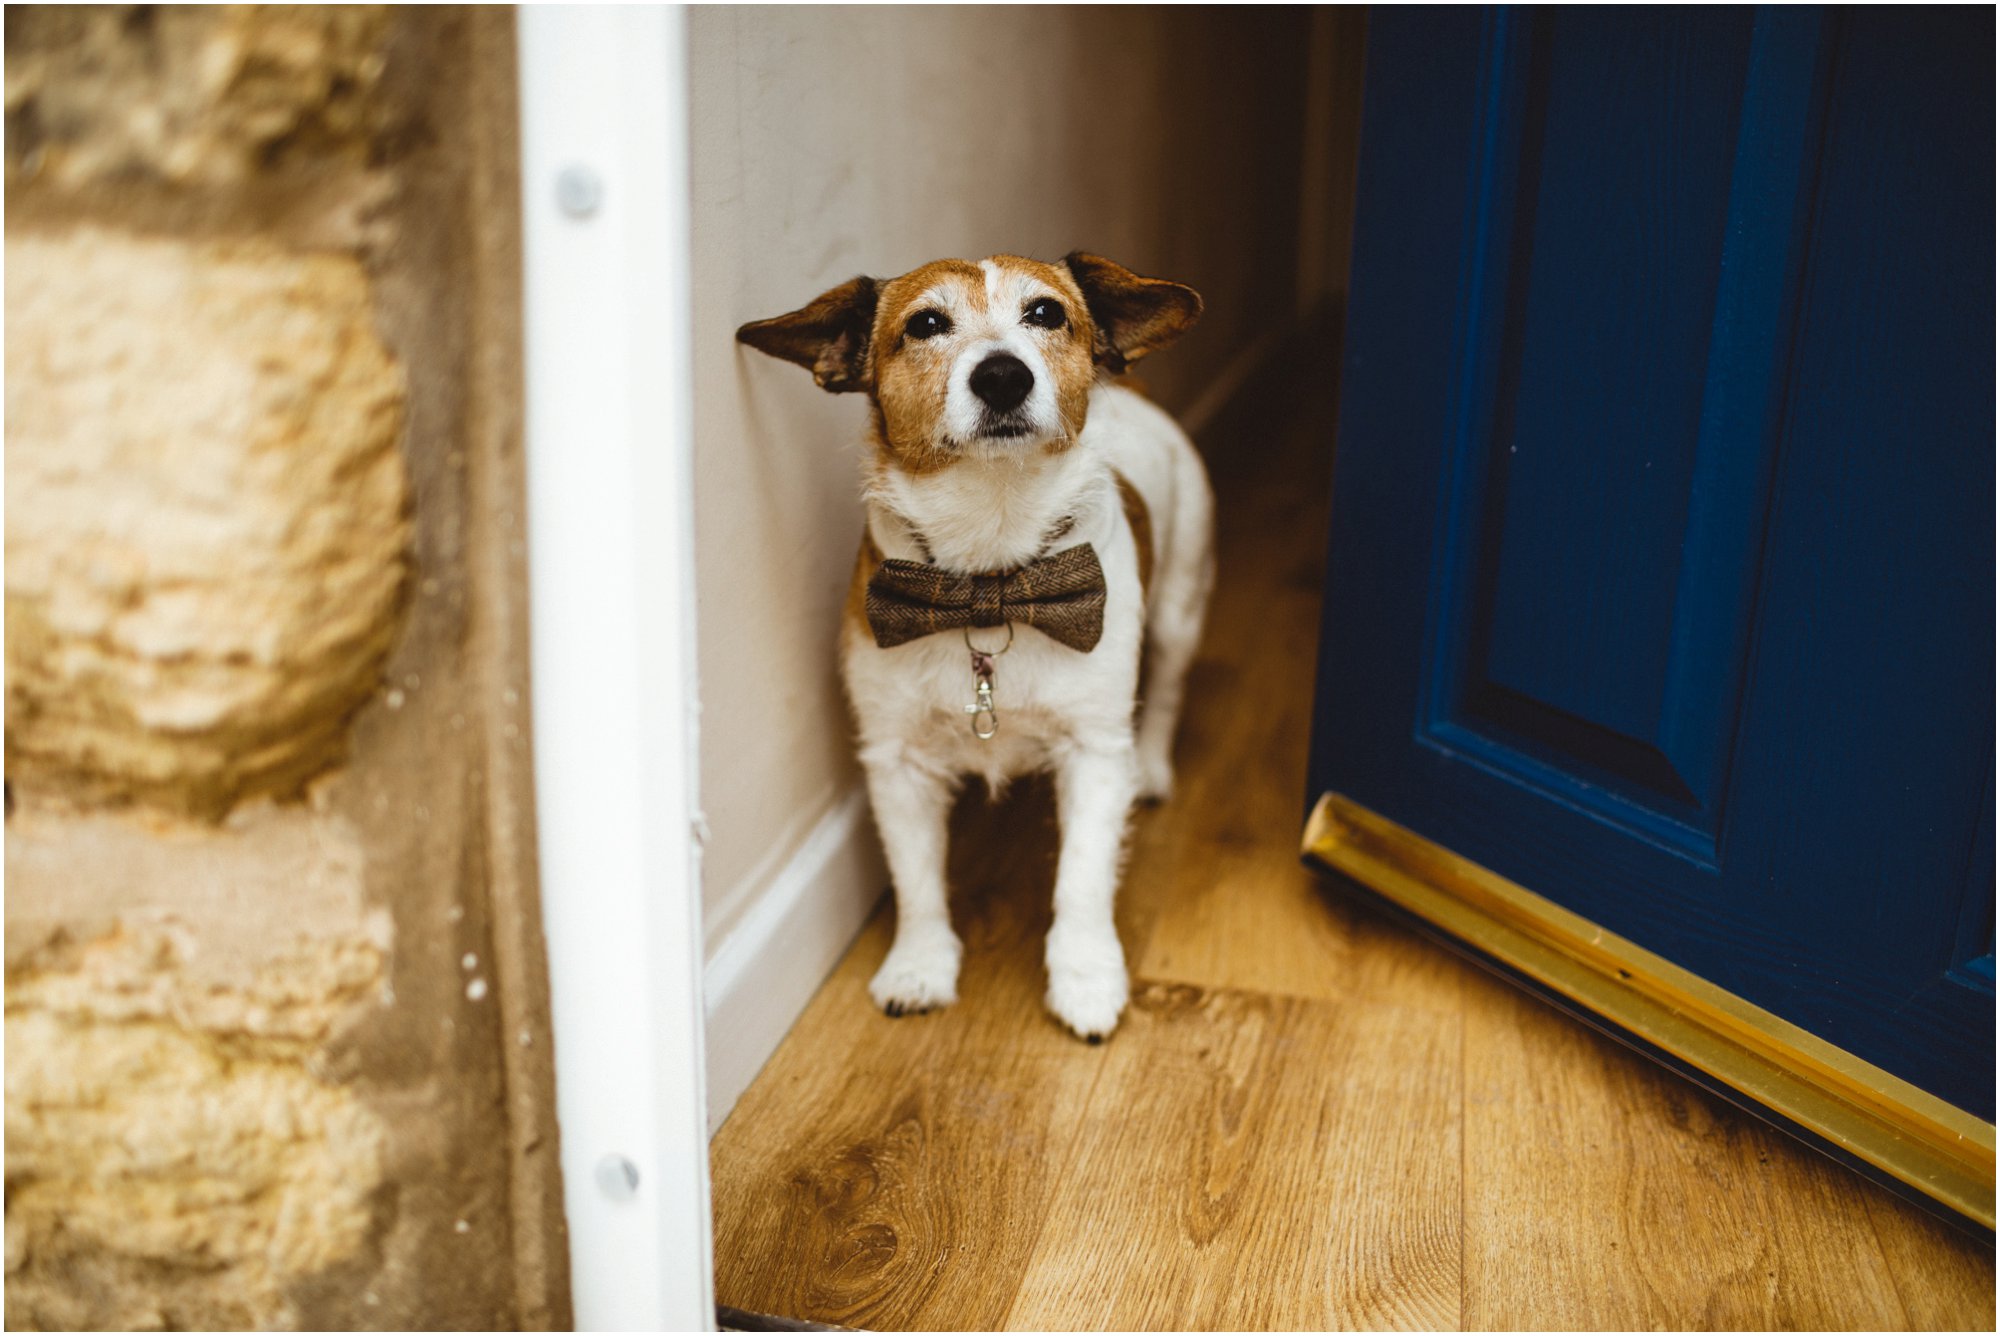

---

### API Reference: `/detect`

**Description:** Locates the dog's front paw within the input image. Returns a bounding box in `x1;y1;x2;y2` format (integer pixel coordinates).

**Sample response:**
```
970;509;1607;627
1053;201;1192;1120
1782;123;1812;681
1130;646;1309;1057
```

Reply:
1135;751;1176;805
869;923;962;1017
1044;927;1130;1041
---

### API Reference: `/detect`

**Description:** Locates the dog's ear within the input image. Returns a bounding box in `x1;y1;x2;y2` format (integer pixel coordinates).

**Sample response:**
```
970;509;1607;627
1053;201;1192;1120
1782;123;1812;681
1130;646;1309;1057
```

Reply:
735;275;880;393
1061;252;1203;373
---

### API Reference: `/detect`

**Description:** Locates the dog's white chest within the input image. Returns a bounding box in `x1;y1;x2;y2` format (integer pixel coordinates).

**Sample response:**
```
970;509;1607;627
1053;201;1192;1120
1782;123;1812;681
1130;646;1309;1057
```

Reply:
848;623;1126;783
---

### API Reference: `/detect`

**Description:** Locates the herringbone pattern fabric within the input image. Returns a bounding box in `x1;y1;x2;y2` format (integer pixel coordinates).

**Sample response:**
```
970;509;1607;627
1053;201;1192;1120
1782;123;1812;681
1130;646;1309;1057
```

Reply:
864;544;1107;651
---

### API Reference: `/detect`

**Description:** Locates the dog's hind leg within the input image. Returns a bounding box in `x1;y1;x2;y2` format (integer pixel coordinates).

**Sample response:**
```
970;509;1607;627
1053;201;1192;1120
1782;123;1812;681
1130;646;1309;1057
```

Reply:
862;750;963;1016
1044;739;1138;1039
1134;482;1215;803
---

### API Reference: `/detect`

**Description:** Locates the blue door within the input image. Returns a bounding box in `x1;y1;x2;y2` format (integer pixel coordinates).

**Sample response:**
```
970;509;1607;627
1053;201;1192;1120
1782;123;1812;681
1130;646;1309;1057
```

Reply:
1307;5;1993;1216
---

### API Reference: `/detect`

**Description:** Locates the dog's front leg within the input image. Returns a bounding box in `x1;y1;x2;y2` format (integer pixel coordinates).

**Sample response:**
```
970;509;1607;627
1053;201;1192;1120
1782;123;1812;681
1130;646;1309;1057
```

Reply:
1045;740;1138;1040
863;751;963;1016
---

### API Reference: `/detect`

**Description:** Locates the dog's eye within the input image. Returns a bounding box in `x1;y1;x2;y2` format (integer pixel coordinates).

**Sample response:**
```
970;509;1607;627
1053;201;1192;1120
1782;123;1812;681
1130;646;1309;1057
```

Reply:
904;309;952;341
1023;298;1067;330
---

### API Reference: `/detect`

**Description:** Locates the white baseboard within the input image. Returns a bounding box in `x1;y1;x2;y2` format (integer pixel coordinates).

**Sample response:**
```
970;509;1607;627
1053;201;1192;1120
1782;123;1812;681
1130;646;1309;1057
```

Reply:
702;786;884;1134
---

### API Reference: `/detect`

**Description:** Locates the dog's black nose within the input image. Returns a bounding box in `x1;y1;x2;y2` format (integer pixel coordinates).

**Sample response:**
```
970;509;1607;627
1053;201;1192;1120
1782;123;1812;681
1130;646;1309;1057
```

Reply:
969;353;1033;413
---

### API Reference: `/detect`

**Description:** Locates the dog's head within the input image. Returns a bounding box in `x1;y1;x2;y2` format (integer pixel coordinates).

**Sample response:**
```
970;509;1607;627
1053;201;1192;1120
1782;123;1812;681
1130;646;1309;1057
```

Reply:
736;253;1201;471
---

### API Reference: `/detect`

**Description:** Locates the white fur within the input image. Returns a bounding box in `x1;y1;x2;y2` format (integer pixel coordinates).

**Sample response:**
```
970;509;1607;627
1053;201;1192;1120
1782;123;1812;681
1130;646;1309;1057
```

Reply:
848;381;1215;1038
924;260;1067;450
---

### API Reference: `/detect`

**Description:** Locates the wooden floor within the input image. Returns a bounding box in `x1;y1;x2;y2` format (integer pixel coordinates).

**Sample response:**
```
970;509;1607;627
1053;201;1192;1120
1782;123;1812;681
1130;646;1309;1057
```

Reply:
709;351;1996;1331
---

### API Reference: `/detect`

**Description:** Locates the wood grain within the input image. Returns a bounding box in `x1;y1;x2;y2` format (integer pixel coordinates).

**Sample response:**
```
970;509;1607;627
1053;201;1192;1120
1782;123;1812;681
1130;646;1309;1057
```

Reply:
709;339;1995;1330
1005;978;1461;1331
711;788;1109;1331
1124;361;1466;1015
1862;1190;1999;1331
1461;970;1920;1330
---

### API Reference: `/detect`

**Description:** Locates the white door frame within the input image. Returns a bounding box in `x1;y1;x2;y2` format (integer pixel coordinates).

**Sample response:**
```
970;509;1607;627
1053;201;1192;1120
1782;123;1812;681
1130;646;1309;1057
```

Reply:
517;7;714;1329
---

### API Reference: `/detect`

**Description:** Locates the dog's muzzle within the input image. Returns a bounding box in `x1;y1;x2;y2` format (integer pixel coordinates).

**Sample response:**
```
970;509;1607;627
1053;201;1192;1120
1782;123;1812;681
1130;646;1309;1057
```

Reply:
969;353;1034;414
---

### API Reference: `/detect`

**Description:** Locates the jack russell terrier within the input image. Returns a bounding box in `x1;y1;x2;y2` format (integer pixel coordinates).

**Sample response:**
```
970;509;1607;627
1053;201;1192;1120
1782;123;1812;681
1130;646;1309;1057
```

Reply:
737;252;1213;1040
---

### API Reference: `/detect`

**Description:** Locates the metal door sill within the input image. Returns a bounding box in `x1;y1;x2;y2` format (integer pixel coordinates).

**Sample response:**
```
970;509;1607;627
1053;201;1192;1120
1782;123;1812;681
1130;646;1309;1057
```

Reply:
1303;791;1996;1232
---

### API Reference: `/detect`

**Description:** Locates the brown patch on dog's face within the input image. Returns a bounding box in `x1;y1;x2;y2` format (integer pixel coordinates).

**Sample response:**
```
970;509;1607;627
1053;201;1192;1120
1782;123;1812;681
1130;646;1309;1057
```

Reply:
737;253;1200;475
866;255;1102;473
867;259;989;473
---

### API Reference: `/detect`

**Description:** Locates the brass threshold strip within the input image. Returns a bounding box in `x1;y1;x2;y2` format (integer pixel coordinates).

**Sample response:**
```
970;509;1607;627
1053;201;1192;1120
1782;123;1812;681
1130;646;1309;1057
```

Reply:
1303;791;1997;1229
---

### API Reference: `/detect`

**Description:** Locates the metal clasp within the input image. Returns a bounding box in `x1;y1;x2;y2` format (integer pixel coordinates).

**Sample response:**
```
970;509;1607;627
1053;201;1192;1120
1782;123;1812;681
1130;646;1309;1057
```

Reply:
963;624;1011;741
964;676;998;740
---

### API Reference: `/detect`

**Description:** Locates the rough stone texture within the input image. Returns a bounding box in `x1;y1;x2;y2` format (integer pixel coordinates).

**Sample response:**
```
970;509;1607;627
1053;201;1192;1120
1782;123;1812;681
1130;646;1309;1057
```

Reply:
4;5;390;186
5;227;410;818
3;8;569;1330
4;808;395;1329
5;940;387;1329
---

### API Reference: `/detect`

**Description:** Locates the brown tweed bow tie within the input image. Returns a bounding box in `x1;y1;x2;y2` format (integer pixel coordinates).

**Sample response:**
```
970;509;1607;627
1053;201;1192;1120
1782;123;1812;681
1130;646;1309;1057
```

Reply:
864;544;1107;651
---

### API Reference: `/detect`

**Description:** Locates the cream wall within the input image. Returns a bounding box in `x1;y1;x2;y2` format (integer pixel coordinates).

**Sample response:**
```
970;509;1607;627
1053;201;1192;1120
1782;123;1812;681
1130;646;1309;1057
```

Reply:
689;6;1330;948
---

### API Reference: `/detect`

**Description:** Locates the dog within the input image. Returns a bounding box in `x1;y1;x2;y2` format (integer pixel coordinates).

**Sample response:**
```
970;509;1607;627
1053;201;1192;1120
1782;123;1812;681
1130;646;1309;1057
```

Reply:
736;252;1213;1040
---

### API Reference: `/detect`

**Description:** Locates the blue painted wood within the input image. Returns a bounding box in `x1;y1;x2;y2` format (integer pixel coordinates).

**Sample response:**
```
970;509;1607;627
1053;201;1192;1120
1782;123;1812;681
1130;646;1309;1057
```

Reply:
1311;5;1994;1119
1479;9;1754;755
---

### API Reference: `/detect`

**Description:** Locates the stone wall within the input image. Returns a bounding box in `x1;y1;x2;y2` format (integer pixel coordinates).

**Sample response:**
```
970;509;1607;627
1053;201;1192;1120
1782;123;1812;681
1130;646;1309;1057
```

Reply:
4;7;566;1328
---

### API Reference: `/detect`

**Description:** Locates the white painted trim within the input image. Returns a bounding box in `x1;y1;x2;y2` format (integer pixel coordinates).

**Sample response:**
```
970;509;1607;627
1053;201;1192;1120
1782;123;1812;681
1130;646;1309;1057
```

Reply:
703;786;884;1134
517;7;714;1332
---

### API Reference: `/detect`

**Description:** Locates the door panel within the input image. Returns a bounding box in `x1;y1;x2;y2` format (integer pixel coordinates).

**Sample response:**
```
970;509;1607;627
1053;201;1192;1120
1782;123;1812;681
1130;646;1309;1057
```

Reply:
1310;0;1994;1160
1474;9;1753;763
1424;8;1828;861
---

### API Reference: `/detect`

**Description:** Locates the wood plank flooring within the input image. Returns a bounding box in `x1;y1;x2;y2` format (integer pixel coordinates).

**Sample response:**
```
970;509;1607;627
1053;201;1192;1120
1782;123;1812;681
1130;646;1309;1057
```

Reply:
709;349;1995;1331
